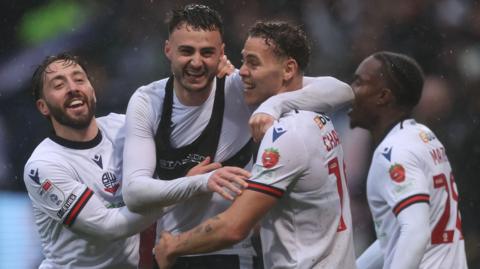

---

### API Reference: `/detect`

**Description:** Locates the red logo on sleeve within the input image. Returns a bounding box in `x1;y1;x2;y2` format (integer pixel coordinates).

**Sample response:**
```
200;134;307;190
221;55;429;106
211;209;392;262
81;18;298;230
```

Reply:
389;164;406;182
262;148;280;168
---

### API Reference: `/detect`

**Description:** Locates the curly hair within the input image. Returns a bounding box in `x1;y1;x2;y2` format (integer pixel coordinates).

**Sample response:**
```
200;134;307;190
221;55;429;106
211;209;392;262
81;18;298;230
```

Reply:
247;21;311;71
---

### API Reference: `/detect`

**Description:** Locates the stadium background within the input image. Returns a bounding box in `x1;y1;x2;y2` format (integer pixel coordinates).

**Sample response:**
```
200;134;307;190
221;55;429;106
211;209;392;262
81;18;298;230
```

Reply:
0;0;479;268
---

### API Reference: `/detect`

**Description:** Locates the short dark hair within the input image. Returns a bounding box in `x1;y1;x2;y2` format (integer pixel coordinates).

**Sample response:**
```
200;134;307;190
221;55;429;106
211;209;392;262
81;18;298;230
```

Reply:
31;53;89;101
166;4;223;38
247;21;311;71
373;51;424;108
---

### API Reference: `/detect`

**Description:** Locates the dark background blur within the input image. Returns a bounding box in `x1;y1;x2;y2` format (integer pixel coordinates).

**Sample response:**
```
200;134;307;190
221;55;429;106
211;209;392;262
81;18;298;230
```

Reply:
0;0;479;268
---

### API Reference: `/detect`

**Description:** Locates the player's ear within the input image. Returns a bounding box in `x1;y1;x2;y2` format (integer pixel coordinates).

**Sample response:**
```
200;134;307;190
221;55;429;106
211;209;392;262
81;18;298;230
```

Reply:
283;58;298;81
220;43;225;57
164;40;172;60
377;87;395;106
36;99;50;117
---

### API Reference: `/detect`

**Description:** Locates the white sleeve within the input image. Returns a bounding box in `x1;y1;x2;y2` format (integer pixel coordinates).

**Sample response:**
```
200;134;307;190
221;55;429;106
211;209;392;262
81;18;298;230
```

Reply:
24;159;160;240
390;203;430;269
356;240;384;269
252;76;354;118
122;90;210;212
247;122;308;194
71;191;161;240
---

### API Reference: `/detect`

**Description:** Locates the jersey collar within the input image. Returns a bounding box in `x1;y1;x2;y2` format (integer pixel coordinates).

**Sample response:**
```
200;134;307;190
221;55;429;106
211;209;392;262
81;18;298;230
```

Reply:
376;117;413;147
49;129;103;149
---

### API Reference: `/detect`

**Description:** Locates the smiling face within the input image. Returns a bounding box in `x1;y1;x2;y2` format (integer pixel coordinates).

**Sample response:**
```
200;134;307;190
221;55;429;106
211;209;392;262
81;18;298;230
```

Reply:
348;56;385;130
165;23;224;95
239;37;286;106
36;59;96;130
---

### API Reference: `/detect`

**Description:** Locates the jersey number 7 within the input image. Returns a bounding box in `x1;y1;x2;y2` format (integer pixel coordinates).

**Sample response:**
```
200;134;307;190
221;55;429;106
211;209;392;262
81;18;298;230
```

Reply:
328;157;347;232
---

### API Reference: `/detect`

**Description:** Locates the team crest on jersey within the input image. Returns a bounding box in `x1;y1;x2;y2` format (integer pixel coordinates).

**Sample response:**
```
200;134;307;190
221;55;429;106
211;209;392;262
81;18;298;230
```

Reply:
38;180;65;209
419;130;435;143
262;148;280;168
389;164;406;183
102;171;119;194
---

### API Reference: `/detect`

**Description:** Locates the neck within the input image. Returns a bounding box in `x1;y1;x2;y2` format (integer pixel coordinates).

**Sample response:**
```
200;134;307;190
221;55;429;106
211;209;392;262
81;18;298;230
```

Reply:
174;80;213;106
279;74;303;94
52;118;99;142
370;109;410;145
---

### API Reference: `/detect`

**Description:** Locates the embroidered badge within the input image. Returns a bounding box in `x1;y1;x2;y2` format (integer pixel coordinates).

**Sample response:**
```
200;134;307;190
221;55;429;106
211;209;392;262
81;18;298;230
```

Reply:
262;148;280;169
389;163;406;183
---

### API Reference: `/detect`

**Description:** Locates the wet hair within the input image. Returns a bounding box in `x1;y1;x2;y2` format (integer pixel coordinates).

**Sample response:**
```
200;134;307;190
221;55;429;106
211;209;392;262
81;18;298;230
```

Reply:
166;4;223;38
31;53;89;101
247;21;311;71
373;51;424;108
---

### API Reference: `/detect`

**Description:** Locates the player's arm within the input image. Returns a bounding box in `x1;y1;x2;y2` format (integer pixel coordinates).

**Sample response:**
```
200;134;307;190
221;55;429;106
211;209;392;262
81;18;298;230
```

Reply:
154;189;277;268
155;121;307;268
356;240;384;269
379;148;431;269
254;76;353;117
249;76;354;140
122;91;246;212
390;202;430;269
23;161;161;241
69;188;162;240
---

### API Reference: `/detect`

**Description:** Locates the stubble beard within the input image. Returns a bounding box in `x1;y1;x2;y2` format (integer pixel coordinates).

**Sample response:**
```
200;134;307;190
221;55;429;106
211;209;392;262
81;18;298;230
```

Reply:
47;96;96;130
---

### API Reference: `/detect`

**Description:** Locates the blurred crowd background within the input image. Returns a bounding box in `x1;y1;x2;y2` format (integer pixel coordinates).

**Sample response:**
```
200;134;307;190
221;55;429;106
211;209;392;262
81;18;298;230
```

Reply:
0;0;479;268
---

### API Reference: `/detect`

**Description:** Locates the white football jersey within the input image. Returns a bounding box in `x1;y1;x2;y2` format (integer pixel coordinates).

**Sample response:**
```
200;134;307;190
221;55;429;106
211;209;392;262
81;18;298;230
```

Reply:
23;113;139;269
367;119;467;269
247;110;356;269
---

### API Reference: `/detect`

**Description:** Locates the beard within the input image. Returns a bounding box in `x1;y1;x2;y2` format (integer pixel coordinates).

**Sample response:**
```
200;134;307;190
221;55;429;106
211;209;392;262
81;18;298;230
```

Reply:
47;93;96;130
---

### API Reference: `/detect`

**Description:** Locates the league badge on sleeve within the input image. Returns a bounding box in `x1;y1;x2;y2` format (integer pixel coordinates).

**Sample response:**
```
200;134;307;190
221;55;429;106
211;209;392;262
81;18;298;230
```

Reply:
389;163;406;183
262;148;280;168
38;180;65;209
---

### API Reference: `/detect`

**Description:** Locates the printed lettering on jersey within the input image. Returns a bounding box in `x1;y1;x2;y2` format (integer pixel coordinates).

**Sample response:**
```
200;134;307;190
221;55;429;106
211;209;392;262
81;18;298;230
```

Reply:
430;147;449;165
419;130;436;143
251;163;277;181
158;153;205;170
57;193;77;218
323;130;340;152
102;171;120;194
28;168;41;184
313;114;330;130
389;163;405;183
262;148;280;168
272;126;287;142
38;180;65;209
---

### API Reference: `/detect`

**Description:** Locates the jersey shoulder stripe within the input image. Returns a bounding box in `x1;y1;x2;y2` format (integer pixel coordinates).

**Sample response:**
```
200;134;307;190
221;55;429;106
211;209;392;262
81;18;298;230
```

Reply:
393;193;430;216
63;188;94;227
246;180;284;199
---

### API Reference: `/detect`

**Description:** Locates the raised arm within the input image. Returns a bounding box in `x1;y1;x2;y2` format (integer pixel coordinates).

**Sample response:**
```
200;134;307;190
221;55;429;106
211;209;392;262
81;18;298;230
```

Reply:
254;76;353;118
249;76;353;141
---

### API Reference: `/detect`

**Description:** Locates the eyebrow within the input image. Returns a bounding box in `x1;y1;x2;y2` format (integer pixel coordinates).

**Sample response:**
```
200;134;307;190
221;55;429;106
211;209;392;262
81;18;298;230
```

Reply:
49;70;86;83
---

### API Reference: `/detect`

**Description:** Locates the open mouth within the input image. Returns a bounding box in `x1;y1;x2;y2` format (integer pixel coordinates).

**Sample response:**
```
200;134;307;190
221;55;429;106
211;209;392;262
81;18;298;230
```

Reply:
65;98;85;110
185;69;206;79
242;81;255;91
